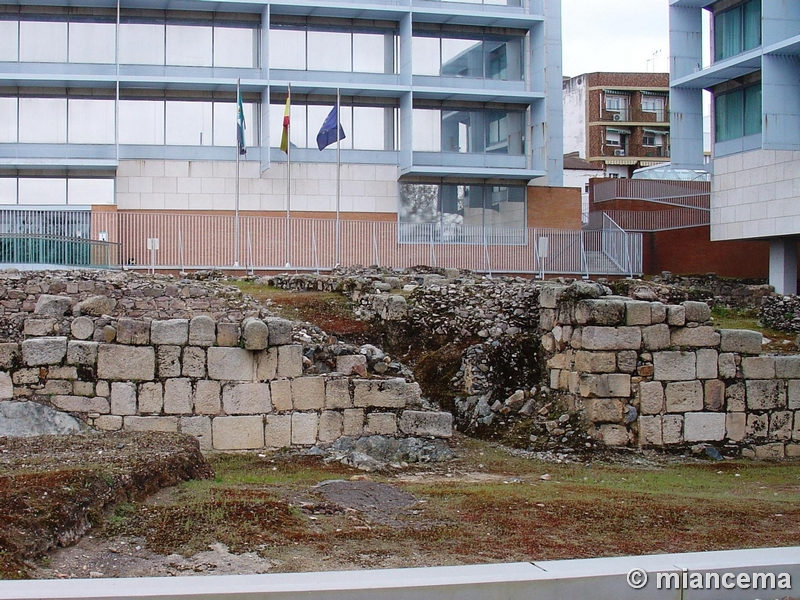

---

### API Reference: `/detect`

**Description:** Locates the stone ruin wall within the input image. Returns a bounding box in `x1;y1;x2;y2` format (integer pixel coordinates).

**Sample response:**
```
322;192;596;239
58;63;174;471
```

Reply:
0;293;453;451
540;284;800;459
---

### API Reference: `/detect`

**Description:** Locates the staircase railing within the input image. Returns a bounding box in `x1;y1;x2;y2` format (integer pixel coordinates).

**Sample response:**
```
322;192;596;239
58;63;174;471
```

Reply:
601;213;633;278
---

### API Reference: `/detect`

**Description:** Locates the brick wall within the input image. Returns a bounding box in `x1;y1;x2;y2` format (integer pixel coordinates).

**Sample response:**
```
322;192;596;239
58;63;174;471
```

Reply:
527;185;582;230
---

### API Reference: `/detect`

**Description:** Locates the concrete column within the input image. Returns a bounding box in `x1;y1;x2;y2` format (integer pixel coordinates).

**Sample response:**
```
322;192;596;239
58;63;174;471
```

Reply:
769;237;798;295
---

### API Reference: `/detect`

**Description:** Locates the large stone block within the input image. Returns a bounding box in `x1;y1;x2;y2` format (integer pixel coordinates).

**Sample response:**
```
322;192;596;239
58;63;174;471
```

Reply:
207;347;254;381
193;380;220;415
653;351;696;381
538;284;567;309
336;354;368;376
325;378;352;409
116;318;150;345
291;412;318;445
670;326;720;348
642;324;670;351
343;408;364;437
188;316;216;347
638;415;663;446
703;379;725;411
650;302;667;324
719;329;762;354
666;305;685;326
222;382;271;415
398;410;453;438
726;382;746;412
684;413;725;442
180;416;212;450
579;374;630;398
639;381;664;415
34;294;71;317
365;413;398;436
213;416;264;450
157;345;181;378
242;318;269;351
270;379;292;411
97;345;155;381
292;376;325;410
110;382;137;415
616;350;638;374
754;442;785;460
696;348;718;380
266;317;293;346
741;356;776;379
0;343;20;370
769;411;793;440
95;415;123;431
683;301;711;323
265;414;292;448
574;300;625;326
574;351;616;373
747;413;768;438
665;380;703;412
256;348;278;381
775;356;800;379
718;353;737;379
277;345;303;378
0;373;12;400
124;416;178;433
67;341;98;366
581;326;641;351
24;318;55;337
22;337;67;366
746;379;786;410
216;322;240;347
41;380;72;395
662;414;684;444
182;346;206;378
726;412;746;442
353;378;421;408
789;380;800;410
625;301;653;326
138;382;163;414
151;319;189;346
163;378;193;415
595;424;630;446
587;398;625;423
52;395;109;414
318;410;343;443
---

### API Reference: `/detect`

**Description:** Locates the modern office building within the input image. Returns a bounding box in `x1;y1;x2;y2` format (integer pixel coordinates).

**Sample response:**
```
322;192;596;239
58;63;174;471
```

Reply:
0;0;564;257
670;0;800;293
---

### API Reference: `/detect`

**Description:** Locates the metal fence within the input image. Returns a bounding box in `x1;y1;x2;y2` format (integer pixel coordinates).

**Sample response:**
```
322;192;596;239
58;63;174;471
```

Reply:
593;178;711;209
0;233;121;269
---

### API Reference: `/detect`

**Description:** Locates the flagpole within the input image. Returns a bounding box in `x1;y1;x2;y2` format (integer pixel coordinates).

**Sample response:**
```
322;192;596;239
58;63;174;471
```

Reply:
234;77;241;268
335;88;341;268
285;83;291;269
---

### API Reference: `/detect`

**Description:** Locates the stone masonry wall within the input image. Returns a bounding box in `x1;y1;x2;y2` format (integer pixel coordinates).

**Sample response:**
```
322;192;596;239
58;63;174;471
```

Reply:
0;299;452;451
541;282;800;459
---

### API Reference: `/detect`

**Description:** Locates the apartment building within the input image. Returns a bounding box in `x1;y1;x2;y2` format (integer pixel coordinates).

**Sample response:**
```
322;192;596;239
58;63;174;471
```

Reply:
0;0;564;251
670;0;800;293
563;72;671;179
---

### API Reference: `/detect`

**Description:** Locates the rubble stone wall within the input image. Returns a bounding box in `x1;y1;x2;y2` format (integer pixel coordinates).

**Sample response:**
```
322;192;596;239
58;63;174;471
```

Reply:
541;283;800;458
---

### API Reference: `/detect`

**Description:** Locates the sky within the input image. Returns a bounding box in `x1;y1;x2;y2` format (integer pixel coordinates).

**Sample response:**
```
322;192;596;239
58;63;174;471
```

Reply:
561;0;671;78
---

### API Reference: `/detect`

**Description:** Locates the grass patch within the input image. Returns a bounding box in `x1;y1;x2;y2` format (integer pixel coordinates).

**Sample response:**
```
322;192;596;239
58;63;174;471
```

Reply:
711;306;796;352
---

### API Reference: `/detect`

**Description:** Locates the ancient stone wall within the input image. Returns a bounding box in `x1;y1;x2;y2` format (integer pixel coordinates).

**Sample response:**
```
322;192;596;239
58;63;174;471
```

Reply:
541;282;799;458
0;298;452;451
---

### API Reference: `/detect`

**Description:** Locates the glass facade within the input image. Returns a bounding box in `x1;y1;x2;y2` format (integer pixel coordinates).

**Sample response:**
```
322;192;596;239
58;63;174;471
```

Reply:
412;34;524;80
714;0;761;62
714;84;761;142
413;108;525;154
0;177;114;206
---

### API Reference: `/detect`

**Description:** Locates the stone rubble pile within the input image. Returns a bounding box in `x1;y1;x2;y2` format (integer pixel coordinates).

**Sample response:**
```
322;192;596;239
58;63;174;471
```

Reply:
759;295;800;333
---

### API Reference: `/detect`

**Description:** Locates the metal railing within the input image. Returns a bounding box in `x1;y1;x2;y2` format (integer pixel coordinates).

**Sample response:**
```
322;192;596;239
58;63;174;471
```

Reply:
593;179;711;209
0;233;121;269
599;213;639;278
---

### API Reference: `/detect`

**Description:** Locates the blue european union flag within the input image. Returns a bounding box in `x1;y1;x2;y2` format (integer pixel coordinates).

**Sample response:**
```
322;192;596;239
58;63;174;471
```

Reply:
316;105;346;151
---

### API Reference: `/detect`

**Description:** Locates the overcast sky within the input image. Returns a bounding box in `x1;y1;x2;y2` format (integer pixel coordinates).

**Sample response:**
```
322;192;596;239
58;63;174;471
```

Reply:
561;0;671;78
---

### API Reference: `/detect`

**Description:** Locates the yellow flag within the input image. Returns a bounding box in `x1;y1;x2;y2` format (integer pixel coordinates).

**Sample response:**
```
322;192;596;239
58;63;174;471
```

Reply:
279;95;290;153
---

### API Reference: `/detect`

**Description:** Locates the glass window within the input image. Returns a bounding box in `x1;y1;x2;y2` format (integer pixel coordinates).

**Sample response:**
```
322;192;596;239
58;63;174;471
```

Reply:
18;178;67;205
269;102;306;148
0;179;16;205
715;89;744;142
119;100;165;145
0;21;19;61
166;101;213;146
441;38;483;78
213;101;256;147
413;37;441;76
743;84;762;136
68;99;115;144
269;28;306;69
67;179;114;205
352;106;385;150
119;23;165;65
307;104;350;149
413;109;441;151
69;22;116;64
214;26;255;68
0;98;17;143
307;30;351;71
352;33;387;74
20;21;67;62
19;98;67;143
166;24;212;67
714;0;760;61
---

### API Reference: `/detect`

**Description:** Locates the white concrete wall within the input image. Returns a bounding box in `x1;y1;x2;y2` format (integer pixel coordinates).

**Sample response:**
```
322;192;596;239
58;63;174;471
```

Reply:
711;149;800;241
562;76;586;158
563;167;601;220
115;160;399;214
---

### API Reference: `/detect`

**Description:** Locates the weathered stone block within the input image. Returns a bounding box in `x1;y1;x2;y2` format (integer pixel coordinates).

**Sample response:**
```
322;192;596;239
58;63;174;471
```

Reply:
34;294;71;317
270;379;292;411
0;343;20;370
726;382;746;411
625;301;652;326
213;416;263;450
582;326;641;351
265;414;292;448
49;366;77;380
588;398;625;423
683;301;711;323
256;348;278;381
703;379;725;411
718;353;737;379
662;414;684;444
353;378;421;408
650;302;667;324
41;380;72;395
266;317;293;346
52;395;109;414
343;408;364;437
242;318;269;351
769;411;793;440
292;376;325;411
193;380;220;415
24;318;55;336
595;424;630;446
157;345;181;379
138;382;163;414
719;329;762;354
684;412;725;442
574;300;625;326
0;373;13;400
110;382;137;415
95;381;110;397
13;369;39;385
539;309;556;331
787;443;800;457
95;415;123;431
399;411;453;438
616;350;638;374
318;410;344;443
696;348;719;380
789;380;800;410
163;378;193;415
180;416;212;450
665;380;703;412
775;356;800;379
574;351;616;373
116;318;150;345
291;412;318;445
365;413;398;436
325;378;352;409
188;316;216;347
754;442;785;460
151;319;189;346
70;316;94;341
67;341;98;366
207;347;254;381
726;412;746;442
639;381;664;415
670;326;720;348
336;354;368;376
216;322;240;347
539;284;567;309
97;345;155;381
747;413;768;438
742;356;776;379
746;379;786;410
638;415;662;446
182;346;206;378
222;382;271;415
642;324;670;351
22;337;67;366
666;305;685;326
579;374;630;398
653;351;696;381
277;345;303;378
73;295;115;317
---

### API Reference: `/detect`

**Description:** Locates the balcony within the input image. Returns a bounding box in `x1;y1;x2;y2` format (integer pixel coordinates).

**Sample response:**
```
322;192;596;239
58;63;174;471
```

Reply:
601;108;668;123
